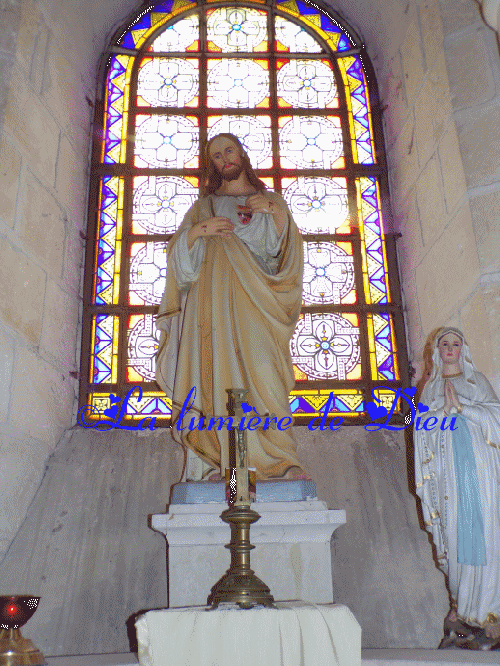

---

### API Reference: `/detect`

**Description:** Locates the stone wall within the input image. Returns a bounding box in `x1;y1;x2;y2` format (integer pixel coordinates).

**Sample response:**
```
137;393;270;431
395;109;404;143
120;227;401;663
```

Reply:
0;427;180;656
0;426;448;654
0;0;137;561
372;0;500;389
0;0;498;654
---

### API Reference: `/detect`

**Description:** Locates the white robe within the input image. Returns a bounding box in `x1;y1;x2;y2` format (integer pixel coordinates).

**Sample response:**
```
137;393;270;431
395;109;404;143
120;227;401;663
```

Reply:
414;371;500;626
173;194;287;285
155;192;303;480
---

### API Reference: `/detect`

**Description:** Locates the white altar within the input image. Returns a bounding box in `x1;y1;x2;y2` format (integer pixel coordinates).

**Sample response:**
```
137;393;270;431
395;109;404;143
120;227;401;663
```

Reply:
151;497;345;607
135;601;361;666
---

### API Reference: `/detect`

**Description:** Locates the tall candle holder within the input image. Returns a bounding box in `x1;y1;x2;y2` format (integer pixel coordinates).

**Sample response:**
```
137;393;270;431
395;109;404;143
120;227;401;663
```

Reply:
207;389;275;610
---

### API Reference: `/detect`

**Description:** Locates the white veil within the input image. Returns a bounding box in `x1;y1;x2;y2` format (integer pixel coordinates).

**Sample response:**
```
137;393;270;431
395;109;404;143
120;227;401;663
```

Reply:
425;327;478;409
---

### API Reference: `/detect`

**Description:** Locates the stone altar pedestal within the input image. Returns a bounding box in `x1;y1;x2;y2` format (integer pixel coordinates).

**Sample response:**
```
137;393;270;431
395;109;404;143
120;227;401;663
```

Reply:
150;481;346;608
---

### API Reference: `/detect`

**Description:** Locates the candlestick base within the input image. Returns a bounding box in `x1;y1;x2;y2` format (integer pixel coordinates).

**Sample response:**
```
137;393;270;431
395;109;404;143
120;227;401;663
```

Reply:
0;597;46;666
0;629;46;666
207;505;275;610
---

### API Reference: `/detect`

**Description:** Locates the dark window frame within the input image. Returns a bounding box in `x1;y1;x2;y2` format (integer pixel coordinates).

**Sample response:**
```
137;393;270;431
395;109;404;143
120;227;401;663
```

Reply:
80;0;410;427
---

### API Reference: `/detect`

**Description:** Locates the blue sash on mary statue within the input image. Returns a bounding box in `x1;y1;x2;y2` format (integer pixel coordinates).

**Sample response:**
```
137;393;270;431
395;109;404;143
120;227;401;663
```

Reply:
451;415;486;566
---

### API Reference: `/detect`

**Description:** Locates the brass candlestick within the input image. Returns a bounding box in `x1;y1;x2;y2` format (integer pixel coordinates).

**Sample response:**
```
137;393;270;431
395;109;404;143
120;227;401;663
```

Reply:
0;597;46;666
207;389;274;610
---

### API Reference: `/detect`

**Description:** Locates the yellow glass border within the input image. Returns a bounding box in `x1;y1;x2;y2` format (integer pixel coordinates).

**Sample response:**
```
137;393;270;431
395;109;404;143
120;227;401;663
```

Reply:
84;391;173;422
290;388;364;417
132;3;198;50
89;315;119;385
337;55;376;165
101;55;135;164
276;4;342;52
356;176;391;305
366;312;400;381
93;176;124;306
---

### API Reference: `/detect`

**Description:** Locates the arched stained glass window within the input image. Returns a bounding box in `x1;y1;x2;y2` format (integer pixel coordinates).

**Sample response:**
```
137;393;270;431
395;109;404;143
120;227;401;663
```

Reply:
81;0;409;425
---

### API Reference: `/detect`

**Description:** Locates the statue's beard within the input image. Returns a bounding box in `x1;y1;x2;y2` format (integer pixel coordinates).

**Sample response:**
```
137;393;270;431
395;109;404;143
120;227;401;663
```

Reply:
221;163;244;181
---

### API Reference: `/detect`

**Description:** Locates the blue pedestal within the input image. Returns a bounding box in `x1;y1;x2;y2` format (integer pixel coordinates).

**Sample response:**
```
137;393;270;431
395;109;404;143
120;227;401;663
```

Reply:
169;479;317;505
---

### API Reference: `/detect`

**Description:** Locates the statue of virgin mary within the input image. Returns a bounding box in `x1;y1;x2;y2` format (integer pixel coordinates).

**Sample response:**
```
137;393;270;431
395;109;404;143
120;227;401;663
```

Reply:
414;327;500;640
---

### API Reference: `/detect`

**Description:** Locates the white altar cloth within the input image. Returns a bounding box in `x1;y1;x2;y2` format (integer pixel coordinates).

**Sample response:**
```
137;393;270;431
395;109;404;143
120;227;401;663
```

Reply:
135;601;360;666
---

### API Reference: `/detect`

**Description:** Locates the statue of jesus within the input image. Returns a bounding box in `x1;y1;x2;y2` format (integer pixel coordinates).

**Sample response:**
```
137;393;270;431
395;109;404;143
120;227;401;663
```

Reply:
156;133;307;481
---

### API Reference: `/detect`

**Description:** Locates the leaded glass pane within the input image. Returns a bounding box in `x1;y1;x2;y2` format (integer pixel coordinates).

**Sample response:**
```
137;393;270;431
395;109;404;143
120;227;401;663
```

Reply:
357;176;390;304
282;177;349;233
279;116;344;168
207;116;272;168
367;313;399;381
86;393;115;423
129;242;168;306
85;391;172;422
132;176;198;235
90;314;119;383
338;55;375;164
127;314;160;382
277;59;338;108
137;58;199;107
372;389;400;415
102;55;132;164
134;115;199;168
149;15;199;52
275;1;352;52
275;16;322;53
94;176;123;305
291;312;361;380
207;59;270;108
303;242;355;305
85;1;403;426
290;389;364;415
124;391;172;418
207;7;268;52
118;0;179;49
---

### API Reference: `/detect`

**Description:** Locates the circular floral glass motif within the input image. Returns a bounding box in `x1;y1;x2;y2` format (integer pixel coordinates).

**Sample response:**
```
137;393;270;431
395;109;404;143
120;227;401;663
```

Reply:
207;116;272;169
135;115;199;168
132;176;198;235
207;59;269;108
129;242;168;306
277;60;337;108
207;7;267;52
303;242;355;305
128;314;160;382
138;58;198;107
150;16;199;52
291;313;360;381
283;177;348;233
279;117;343;168
275;16;322;53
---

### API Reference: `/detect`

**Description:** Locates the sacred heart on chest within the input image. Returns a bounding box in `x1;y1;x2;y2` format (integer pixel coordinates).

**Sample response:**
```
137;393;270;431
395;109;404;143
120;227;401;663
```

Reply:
237;205;252;225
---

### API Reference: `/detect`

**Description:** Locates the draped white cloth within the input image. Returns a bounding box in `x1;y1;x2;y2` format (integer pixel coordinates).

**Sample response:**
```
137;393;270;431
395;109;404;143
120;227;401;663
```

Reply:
135;602;361;666
155;192;303;480
414;328;500;627
481;0;500;34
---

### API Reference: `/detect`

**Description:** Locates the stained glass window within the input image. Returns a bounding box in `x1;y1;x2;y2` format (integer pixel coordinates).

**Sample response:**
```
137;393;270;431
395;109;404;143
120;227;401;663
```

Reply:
81;0;408;425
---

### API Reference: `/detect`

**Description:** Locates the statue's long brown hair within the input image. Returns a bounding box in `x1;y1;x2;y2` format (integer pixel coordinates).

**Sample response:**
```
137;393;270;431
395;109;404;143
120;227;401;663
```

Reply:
204;133;267;195
415;326;444;404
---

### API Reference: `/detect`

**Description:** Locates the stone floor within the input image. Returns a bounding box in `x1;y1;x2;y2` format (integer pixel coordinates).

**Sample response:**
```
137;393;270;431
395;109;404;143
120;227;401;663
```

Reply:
44;649;500;665
362;648;500;664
